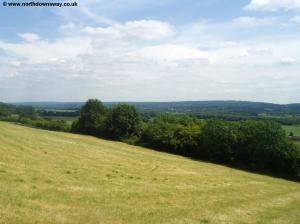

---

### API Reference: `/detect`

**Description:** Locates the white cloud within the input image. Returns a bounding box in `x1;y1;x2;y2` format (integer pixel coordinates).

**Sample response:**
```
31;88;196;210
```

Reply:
9;60;22;67
138;44;207;61
0;20;174;66
245;0;300;11
78;6;117;25
18;33;40;42
291;16;300;23
248;47;272;55
1;18;300;103
233;17;275;27
124;20;175;40
82;20;174;41
280;57;298;65
0;37;92;64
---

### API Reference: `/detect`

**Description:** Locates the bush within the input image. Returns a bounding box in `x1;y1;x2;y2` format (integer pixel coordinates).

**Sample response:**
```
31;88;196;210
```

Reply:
17;117;71;132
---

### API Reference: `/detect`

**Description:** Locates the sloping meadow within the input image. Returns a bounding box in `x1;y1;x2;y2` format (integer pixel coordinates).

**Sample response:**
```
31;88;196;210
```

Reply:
0;122;299;224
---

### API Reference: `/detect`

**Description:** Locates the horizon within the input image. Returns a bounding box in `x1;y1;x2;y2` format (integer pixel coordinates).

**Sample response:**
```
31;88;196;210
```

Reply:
7;99;300;105
1;0;300;103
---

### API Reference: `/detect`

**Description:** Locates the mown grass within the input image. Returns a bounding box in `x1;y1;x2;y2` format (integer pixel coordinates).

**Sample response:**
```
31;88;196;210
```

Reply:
0;121;299;224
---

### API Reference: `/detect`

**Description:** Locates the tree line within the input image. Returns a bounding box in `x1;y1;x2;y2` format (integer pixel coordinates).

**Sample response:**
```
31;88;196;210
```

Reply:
72;99;300;178
1;100;299;177
0;103;70;132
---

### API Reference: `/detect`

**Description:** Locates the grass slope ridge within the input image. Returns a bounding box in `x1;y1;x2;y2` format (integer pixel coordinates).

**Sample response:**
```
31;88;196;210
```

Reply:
0;122;299;224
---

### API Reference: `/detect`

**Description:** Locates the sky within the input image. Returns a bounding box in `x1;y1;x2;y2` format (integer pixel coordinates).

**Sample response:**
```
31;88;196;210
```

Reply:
0;0;300;103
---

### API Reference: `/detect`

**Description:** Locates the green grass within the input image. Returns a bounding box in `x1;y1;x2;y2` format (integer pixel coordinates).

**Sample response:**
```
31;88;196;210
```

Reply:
42;109;78;113
0;122;299;224
282;125;300;146
283;125;300;136
42;116;77;125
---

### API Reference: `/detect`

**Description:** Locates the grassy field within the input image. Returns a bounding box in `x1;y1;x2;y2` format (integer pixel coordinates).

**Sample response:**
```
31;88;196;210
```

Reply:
41;116;77;125
0;122;299;224
282;125;300;146
283;125;300;136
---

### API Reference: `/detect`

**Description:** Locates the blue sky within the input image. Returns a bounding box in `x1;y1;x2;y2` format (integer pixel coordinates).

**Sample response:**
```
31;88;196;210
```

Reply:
0;0;300;103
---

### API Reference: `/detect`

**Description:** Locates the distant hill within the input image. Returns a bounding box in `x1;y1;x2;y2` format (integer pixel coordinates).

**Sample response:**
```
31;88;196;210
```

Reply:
12;101;300;115
12;102;84;110
0;102;35;117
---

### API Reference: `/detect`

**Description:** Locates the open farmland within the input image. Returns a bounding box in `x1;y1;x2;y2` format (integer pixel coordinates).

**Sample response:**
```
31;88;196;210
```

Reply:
283;125;300;136
283;125;300;146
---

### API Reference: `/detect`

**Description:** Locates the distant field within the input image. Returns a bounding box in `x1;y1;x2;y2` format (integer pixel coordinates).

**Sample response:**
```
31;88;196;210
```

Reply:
42;116;77;125
283;125;300;136
0;122;299;224
43;109;78;113
282;125;300;146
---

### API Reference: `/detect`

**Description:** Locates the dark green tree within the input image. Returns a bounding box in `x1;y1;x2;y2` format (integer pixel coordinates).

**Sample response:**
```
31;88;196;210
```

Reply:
75;99;107;135
17;106;37;120
141;118;180;151
0;108;9;117
173;123;202;156
201;120;238;162
140;115;202;155
105;104;141;140
237;120;298;174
